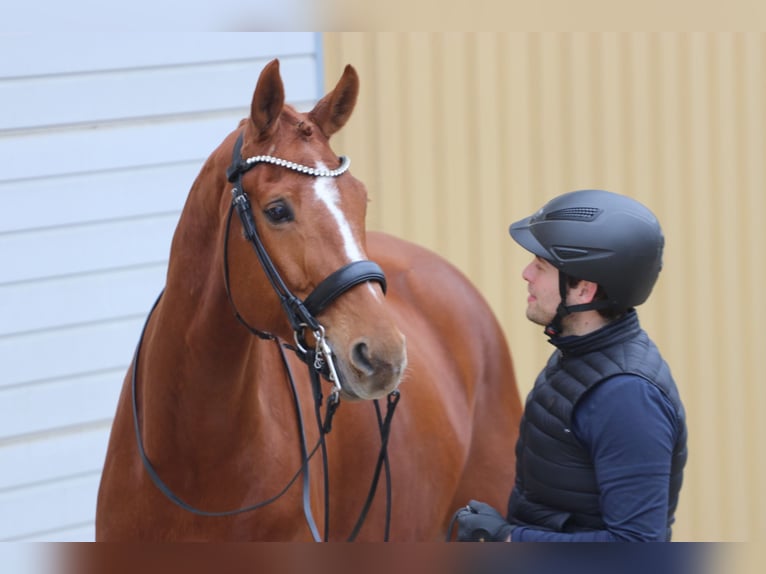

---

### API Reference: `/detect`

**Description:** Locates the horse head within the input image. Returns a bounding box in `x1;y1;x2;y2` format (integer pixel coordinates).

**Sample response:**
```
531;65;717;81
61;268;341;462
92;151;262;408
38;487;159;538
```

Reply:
211;59;407;401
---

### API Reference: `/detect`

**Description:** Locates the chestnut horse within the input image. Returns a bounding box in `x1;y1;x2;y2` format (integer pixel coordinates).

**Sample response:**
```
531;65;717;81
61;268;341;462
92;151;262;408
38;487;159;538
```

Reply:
96;59;522;541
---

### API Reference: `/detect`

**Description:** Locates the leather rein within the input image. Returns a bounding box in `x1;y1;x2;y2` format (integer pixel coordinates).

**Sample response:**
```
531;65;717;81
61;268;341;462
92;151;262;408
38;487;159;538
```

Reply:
130;132;401;541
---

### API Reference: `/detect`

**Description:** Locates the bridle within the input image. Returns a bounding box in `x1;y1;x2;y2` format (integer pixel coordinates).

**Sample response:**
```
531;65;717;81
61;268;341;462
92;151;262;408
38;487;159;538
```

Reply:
224;133;387;385
131;131;401;541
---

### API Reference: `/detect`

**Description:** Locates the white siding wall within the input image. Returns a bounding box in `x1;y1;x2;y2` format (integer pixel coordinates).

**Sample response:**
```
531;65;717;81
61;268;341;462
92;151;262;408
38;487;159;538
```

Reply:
0;33;322;541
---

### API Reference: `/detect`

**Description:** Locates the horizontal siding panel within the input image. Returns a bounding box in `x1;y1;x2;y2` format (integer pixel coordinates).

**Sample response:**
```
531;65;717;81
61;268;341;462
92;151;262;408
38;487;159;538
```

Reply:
0;266;164;336
2;214;177;284
21;522;95;542
0;544;51;569
1;56;318;131
0;425;111;490
0;373;123;437
0;318;142;388
0;163;195;234
0;473;100;540
1;114;242;182
0;33;316;78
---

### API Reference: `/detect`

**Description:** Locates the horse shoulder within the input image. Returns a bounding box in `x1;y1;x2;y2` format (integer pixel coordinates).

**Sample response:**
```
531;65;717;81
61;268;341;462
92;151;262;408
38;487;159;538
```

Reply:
366;231;521;515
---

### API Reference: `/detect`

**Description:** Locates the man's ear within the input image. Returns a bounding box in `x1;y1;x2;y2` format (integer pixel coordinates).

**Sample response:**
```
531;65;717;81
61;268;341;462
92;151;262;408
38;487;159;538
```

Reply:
573;280;599;304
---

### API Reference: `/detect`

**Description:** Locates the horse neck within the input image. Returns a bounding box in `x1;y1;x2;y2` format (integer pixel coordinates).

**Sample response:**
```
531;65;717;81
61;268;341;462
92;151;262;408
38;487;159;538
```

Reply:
138;173;288;459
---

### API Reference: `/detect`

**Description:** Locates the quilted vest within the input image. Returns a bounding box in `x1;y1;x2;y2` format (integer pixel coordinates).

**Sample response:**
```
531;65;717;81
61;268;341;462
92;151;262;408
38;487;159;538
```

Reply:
506;310;687;537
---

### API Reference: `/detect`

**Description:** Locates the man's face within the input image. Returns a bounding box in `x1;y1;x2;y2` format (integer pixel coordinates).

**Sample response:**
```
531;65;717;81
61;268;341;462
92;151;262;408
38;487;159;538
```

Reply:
521;256;561;327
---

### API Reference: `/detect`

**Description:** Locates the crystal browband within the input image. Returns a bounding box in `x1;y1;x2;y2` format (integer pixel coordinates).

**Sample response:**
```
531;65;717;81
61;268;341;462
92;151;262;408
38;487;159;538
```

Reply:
243;154;351;178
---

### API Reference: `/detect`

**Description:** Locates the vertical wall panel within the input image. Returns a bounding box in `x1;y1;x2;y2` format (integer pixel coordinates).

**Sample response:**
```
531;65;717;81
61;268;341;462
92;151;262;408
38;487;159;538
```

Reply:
324;32;765;542
741;34;766;540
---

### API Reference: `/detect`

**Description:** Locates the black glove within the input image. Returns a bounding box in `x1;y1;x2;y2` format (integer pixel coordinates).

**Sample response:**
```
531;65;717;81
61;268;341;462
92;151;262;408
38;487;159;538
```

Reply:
455;500;514;542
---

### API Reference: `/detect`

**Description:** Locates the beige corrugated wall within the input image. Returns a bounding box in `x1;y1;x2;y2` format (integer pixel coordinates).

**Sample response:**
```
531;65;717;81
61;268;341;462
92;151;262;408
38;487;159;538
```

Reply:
323;33;765;543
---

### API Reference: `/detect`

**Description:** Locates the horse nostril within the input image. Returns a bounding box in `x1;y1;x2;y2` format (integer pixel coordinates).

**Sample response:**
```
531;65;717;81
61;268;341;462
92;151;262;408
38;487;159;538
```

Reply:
351;340;375;376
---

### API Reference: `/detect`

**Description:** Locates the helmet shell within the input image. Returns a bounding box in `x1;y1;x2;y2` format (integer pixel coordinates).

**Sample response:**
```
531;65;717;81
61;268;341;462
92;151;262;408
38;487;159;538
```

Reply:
509;190;664;310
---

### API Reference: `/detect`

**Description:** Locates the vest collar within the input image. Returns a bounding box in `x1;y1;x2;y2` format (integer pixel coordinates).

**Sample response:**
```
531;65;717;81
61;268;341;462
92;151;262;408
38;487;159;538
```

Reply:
549;309;640;356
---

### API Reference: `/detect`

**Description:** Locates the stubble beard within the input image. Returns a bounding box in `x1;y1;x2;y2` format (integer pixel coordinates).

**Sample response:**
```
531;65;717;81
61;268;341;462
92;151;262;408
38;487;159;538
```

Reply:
526;304;550;328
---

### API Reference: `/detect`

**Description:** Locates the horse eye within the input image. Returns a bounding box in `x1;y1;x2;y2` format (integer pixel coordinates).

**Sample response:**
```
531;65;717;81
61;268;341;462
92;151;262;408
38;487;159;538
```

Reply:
264;202;293;224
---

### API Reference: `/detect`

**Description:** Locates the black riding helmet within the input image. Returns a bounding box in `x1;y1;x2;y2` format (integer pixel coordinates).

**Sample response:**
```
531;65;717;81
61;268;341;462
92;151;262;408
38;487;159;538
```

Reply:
509;189;664;335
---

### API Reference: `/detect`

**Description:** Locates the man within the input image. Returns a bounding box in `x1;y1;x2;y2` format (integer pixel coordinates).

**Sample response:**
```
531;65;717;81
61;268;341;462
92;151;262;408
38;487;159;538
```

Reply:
456;189;687;542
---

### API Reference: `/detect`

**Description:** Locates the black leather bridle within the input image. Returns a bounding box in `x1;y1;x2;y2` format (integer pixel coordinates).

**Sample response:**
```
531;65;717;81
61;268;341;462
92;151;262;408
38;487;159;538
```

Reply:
130;132;401;541
224;132;388;386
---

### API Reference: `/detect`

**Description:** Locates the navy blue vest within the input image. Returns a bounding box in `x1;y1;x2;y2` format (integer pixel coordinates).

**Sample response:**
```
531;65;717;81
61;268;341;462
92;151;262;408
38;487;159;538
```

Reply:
507;311;687;537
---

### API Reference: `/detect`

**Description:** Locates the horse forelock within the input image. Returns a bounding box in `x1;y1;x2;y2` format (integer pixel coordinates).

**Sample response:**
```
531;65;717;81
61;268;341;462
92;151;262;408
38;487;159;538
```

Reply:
236;105;336;168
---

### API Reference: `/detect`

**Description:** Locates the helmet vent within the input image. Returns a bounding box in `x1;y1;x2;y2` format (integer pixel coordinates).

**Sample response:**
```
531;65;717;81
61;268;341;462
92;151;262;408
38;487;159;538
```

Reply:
545;207;602;222
552;246;590;260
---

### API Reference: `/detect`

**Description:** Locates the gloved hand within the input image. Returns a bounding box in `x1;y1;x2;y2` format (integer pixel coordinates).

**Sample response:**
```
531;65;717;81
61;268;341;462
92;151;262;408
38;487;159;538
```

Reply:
455;500;514;542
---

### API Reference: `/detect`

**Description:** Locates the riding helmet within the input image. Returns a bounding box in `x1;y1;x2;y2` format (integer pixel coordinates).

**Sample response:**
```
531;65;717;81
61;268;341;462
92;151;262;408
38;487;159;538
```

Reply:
508;189;664;311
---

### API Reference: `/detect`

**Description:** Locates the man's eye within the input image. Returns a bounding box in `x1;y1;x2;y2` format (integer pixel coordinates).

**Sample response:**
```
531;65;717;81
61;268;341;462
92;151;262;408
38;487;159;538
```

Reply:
264;203;293;223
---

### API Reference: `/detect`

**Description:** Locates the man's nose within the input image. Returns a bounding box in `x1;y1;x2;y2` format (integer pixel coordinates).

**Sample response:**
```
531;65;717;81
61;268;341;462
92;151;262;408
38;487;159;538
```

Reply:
521;262;534;281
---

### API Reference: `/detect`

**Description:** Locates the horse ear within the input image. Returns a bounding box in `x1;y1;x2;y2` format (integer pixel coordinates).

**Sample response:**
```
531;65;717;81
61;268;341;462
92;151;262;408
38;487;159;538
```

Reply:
250;59;285;139
309;64;359;138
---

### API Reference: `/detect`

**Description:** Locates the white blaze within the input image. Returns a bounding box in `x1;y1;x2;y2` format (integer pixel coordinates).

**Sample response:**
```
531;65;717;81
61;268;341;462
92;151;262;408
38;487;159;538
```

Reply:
313;165;380;298
313;166;363;261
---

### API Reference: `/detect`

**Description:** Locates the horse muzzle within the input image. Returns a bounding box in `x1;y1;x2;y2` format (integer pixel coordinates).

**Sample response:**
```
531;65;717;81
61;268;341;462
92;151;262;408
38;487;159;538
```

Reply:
334;335;407;401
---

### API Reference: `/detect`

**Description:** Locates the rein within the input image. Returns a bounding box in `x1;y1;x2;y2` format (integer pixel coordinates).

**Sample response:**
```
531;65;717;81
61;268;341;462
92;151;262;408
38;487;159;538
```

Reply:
131;131;401;541
131;291;330;517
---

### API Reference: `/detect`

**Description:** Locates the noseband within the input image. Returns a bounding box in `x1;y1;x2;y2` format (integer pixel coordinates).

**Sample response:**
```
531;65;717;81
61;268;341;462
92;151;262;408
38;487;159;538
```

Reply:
131;131;400;542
